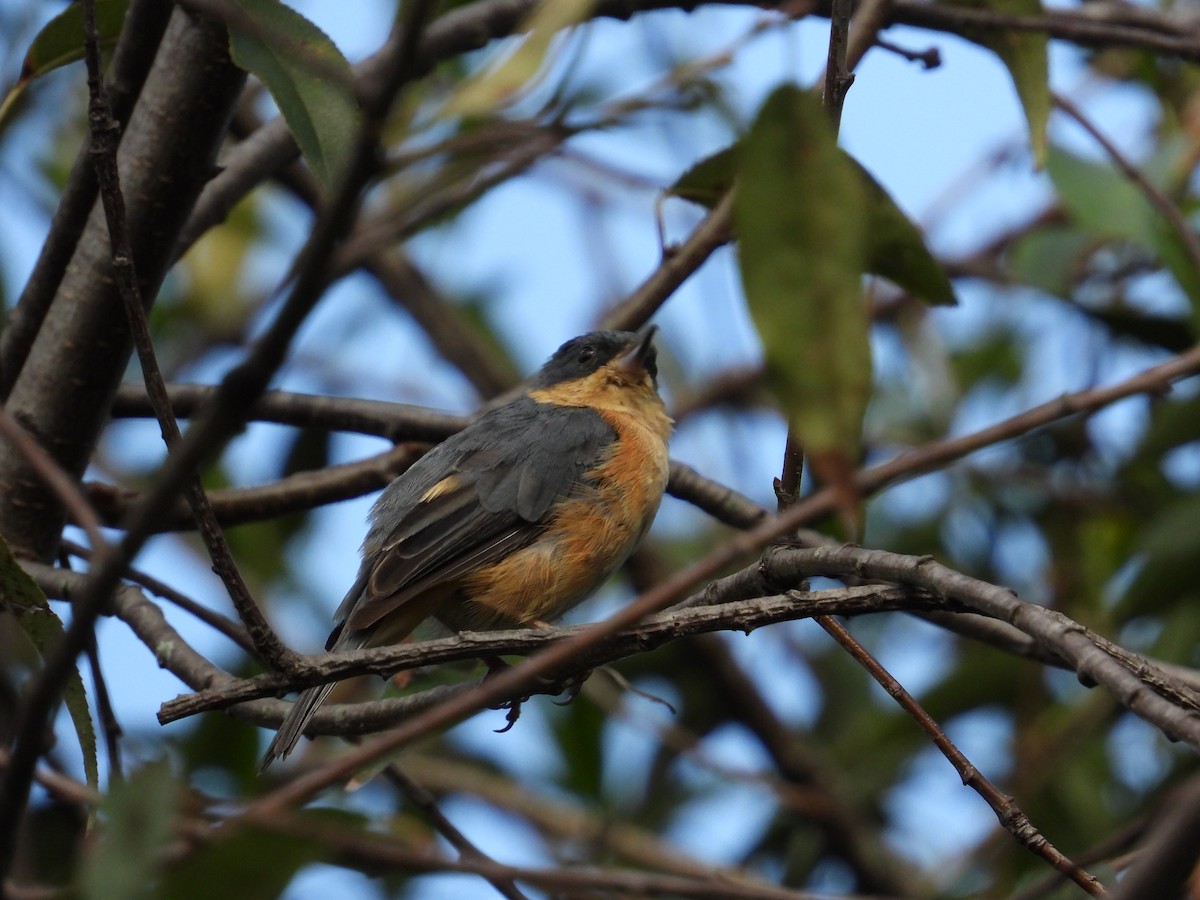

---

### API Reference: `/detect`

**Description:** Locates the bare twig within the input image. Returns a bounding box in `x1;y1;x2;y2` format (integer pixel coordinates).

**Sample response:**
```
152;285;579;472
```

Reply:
378;763;530;900
817;617;1107;896
602;192;735;332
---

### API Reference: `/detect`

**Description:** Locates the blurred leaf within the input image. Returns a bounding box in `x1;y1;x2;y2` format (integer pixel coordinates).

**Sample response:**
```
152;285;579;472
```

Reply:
441;0;596;117
84;761;178;900
949;329;1023;391
552;690;605;798
178;196;260;334
176;704;261;794
1124;492;1200;612
947;0;1049;165
1008;225;1092;296
735;84;871;473
0;0;129;129
162;815;334;900
671;146;956;305
668;147;735;208
228;0;360;192
1134;393;1200;462
1046;145;1200;307
1046;147;1156;246
0;534;97;790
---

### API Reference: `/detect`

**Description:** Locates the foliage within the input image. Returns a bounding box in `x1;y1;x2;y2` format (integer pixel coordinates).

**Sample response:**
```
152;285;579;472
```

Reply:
1;0;1199;898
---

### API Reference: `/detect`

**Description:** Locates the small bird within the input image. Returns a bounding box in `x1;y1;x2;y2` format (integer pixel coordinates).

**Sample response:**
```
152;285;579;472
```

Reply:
262;327;672;767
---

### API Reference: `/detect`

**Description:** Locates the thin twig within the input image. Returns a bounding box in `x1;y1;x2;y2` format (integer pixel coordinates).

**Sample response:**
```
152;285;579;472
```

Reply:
817;616;1108;897
60;539;255;656
82;0;296;672
379;762;530;900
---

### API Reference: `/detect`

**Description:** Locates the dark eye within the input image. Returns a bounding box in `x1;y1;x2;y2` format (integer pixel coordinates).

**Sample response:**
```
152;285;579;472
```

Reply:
576;345;596;365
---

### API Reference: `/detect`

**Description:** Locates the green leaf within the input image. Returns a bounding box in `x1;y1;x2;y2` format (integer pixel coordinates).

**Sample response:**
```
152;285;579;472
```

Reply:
851;158;957;306
734;84;872;460
83;762;178;900
946;0;1049;165
1124;492;1200;613
669;147;736;208
0;535;97;790
228;0;360;192
1046;146;1156;246
441;0;596;117
671;146;955;305
0;0;131;129
162;818;329;900
1008;224;1093;296
1047;145;1200;308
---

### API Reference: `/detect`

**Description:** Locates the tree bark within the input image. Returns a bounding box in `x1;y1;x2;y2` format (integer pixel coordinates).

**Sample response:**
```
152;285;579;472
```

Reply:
0;8;245;560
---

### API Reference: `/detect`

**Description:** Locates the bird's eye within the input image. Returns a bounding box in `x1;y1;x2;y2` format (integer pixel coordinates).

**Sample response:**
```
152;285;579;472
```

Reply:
576;345;596;365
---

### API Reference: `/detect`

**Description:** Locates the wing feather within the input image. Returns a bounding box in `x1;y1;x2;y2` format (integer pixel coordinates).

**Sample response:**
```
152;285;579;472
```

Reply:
338;399;614;637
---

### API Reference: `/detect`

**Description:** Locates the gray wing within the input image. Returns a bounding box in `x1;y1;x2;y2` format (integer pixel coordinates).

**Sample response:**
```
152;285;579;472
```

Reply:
335;398;615;638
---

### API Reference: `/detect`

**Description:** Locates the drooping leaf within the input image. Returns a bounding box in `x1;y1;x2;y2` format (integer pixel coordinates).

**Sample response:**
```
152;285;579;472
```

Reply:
83;762;178;900
669;147;736;209
671;145;956;305
734;84;872;473
0;534;97;790
227;0;360;192
1047;145;1200;309
946;0;1050;165
851;157;957;306
0;0;130;129
441;0;596;117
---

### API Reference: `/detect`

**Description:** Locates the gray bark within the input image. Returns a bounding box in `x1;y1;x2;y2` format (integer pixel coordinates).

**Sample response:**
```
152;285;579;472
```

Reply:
0;8;246;559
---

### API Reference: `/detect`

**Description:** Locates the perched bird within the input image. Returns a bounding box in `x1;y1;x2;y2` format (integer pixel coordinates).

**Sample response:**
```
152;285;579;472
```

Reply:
262;328;672;767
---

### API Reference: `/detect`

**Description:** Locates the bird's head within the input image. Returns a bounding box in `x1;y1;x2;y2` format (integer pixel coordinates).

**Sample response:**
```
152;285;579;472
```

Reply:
528;328;668;430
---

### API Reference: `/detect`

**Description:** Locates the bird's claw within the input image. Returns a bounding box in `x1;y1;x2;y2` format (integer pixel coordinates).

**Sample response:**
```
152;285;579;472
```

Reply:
551;669;591;706
481;657;591;730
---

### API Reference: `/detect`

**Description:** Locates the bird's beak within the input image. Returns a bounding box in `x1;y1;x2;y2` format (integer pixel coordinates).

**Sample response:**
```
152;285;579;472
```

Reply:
615;326;658;381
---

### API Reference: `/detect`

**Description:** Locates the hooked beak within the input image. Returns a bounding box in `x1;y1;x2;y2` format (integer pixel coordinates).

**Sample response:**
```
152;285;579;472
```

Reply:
615;326;658;382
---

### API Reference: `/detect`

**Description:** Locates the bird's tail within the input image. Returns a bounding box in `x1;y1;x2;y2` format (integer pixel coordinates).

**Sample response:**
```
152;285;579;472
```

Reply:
260;631;365;771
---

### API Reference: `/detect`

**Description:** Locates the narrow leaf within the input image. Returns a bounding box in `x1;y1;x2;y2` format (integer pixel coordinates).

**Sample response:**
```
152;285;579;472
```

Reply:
671;146;956;305
0;535;97;790
83;762;178;900
851;158;957;306
0;0;130;129
441;0;596;118
228;0;360;192
947;0;1050;165
734;84;872;464
1047;145;1200;307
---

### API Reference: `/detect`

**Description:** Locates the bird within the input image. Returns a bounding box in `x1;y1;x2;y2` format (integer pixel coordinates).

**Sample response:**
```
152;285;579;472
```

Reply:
261;327;672;768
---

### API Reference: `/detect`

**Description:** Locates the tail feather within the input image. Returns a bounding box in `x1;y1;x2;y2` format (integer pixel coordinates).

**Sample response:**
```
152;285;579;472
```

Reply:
260;631;365;771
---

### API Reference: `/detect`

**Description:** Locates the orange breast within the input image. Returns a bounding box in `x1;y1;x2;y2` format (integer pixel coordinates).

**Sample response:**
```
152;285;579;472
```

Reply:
452;408;669;629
